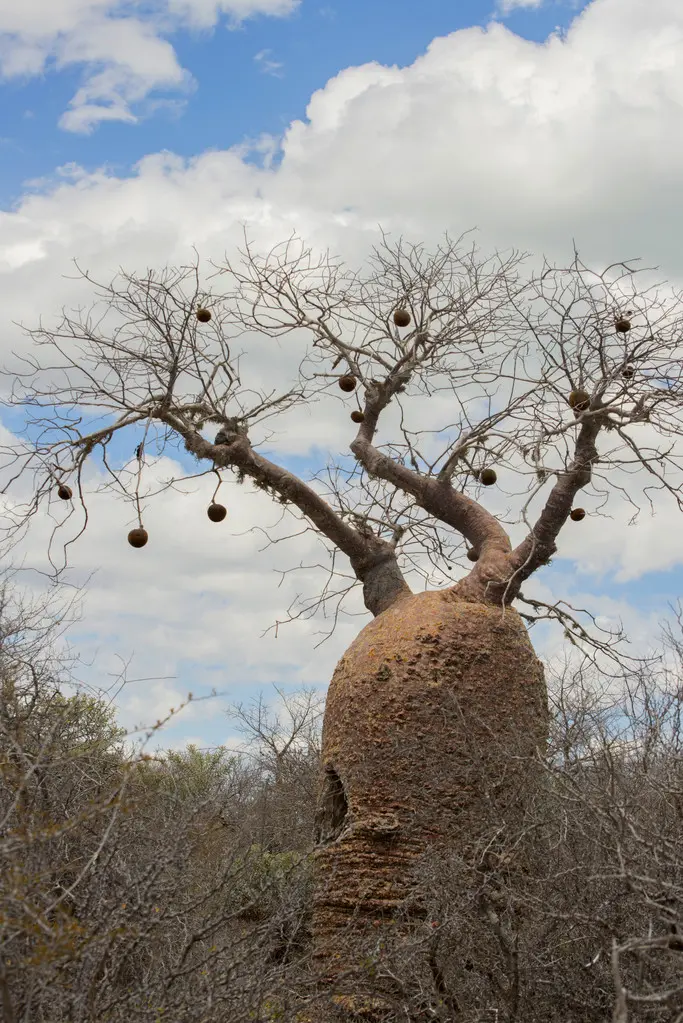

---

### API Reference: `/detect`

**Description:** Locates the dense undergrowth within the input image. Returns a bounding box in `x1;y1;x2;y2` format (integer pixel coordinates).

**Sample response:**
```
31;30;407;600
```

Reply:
1;576;682;1022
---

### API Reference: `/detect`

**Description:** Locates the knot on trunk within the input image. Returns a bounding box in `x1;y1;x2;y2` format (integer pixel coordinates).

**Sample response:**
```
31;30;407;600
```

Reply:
214;417;248;445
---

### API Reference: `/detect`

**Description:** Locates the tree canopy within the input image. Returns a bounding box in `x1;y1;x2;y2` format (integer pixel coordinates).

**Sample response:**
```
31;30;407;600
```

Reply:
3;227;682;662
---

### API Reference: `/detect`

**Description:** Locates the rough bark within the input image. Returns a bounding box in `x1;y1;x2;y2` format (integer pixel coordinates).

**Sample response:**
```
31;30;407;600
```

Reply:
307;587;548;1021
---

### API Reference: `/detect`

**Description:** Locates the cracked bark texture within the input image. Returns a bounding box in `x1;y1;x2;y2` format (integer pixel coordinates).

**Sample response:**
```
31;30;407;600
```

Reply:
308;588;548;1021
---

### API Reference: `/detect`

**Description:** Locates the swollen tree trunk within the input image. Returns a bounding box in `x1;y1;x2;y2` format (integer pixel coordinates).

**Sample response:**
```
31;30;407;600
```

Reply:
309;587;548;1020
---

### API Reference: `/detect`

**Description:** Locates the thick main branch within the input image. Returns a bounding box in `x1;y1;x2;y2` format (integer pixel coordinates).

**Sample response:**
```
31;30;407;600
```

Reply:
509;415;603;584
350;378;515;604
350;379;605;606
162;413;411;617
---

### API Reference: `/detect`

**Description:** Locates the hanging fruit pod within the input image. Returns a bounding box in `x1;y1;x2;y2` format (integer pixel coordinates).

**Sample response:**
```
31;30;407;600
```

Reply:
466;548;479;562
568;389;590;411
196;308;212;323
207;502;227;522
57;484;72;501
615;317;631;334
350;410;365;423
570;508;586;521
338;375;357;393
480;468;497;486
393;309;411;327
128;528;149;548
622;364;635;379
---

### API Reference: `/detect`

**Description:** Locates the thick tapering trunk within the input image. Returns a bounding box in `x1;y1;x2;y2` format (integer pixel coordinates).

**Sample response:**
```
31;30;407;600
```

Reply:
308;588;548;1021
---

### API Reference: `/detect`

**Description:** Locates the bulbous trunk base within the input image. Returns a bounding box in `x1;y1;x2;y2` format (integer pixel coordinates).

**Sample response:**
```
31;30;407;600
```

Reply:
310;588;548;1019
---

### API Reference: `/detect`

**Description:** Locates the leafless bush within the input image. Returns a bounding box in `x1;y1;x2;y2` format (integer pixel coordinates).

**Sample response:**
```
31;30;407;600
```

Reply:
0;574;319;1023
1;567;682;1022
225;685;324;855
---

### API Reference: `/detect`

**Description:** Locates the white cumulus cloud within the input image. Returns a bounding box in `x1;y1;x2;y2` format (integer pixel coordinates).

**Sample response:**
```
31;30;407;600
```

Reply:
0;0;300;133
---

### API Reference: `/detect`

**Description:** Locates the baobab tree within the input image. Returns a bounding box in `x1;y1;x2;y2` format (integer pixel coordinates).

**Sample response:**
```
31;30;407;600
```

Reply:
2;227;682;1020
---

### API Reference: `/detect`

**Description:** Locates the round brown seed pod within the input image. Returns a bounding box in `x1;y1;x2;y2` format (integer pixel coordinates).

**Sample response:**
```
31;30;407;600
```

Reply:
622;364;635;379
615;317;631;333
57;484;72;501
480;468;497;486
338;375;357;392
466;548;479;562
196;308;212;323
568;389;590;411
127;528;149;548
570;508;586;521
207;502;227;522
350;410;365;423
393;308;411;327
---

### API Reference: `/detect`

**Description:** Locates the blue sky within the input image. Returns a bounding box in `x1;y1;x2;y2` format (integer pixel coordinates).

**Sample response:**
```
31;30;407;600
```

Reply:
1;0;681;759
1;1;590;208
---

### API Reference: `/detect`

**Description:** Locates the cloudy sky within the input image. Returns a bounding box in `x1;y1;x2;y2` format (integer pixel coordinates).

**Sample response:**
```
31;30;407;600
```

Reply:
1;0;682;762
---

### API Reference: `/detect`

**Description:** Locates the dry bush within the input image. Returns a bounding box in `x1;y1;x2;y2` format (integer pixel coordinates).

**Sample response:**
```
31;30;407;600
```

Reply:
224;686;324;856
2;571;682;1023
0;575;319;1023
